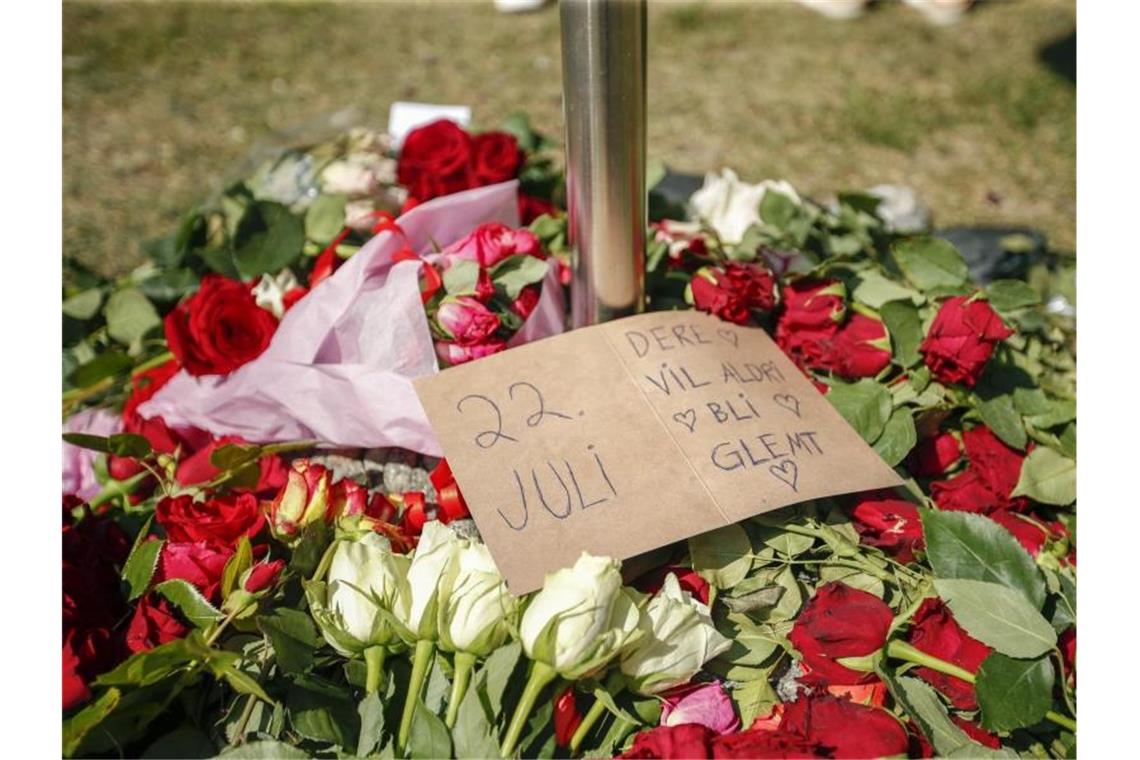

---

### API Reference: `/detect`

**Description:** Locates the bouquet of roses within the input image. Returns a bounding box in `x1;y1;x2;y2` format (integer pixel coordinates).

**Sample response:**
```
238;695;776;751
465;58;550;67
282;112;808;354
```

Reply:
63;116;1075;758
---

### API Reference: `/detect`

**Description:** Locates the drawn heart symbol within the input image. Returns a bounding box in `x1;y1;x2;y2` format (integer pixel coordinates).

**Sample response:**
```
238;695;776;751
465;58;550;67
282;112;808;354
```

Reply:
769;459;799;491
672;408;697;433
716;328;739;348
772;393;801;418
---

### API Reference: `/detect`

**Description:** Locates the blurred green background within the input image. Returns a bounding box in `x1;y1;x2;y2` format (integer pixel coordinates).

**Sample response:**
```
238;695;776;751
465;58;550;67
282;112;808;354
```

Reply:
63;0;1075;278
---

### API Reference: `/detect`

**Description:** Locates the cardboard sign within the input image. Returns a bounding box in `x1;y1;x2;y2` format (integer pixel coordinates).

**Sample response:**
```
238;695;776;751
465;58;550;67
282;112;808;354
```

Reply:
415;311;902;593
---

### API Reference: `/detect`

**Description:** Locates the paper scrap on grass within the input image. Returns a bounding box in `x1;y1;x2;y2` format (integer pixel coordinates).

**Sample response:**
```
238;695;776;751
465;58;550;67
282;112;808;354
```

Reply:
415;310;903;593
387;101;472;148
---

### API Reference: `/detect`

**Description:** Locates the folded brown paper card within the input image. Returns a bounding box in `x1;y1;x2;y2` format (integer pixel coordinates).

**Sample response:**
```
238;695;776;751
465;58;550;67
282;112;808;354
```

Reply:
415;311;903;593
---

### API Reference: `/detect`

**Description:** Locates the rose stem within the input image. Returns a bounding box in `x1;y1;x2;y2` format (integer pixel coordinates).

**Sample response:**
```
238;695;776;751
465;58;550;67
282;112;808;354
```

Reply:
570;674;626;753
397;640;435;752
364;646;387;695
886;640;1077;732
500;661;558;758
445;651;477;728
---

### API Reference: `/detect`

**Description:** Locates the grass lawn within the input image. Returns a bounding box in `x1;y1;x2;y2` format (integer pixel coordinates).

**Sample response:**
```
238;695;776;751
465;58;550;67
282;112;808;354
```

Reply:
63;0;1076;278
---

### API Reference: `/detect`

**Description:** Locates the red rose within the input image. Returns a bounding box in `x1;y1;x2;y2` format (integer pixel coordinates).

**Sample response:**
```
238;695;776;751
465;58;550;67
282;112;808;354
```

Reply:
931;426;1027;513
711;729;824;759
164;275;278;376
907;598;991;709
511;285;541;320
244;559;286;594
920;296;1012;387
443;222;544;268
126;595;188;654
471;131;523;185
1059;627;1075;687
788;582;893;686
778;695;908;759
329;477;368;517
174;434;287;495
553;687;582;748
63;637;91;710
436;338;507;366
778;279;847;330
157;541;233;602
619;724;715;759
909;432;962;477
634;565;711;606
826;312;892;379
155;492;265;547
397;120;473;193
851;495;925;563
988;511;1049;556
519;194;556;224
931;470;1000;513
690;263;778;325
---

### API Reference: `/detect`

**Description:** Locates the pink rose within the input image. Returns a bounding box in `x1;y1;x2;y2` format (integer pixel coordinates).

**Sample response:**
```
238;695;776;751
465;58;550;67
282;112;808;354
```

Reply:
443;222;543;268
660;682;740;735
436;339;507;366
437;296;501;346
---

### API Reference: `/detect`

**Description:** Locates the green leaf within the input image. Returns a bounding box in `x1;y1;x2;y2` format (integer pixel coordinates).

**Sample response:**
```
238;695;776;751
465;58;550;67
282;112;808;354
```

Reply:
140;726;216;758
104;288;162;346
755;526;815;557
893;237;969;290
872;406;917;467
730;675;778;727
304;194;347;244
216;662;274;704
69;351;133;388
63;288;104;320
490;254;549;300
881;673;1011;758
922;510;1045;609
1025;399;1076;430
123;537;164;602
217;740;310;759
985;280;1041;312
442;260;481;296
233;201;305;280
826;378;893;444
975;652;1054;732
689;524;753;588
408;698;452;759
356;691;385;757
978;394;1027;450
934;578;1056;658
452;681;500;758
63;687;121;756
221;536;254;600
96;635;206;688
154;579;224;627
287;682;360;746
853;271;924;309
137;268;199;304
482;641;522;716
880;299;924;367
258;608;320;675
759;191;798;228
1011;447;1076;505
1012;387;1051;416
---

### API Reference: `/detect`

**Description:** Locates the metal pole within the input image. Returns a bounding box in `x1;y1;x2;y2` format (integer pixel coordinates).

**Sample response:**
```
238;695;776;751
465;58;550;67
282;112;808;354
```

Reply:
560;0;647;327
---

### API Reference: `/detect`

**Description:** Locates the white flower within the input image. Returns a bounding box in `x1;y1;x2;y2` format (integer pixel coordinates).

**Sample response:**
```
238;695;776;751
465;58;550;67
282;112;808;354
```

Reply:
619;573;731;694
689;169;801;244
866;184;931;234
320;153;395;198
251;269;300;319
437;541;518;656
397;521;463;642
518;553;644;680
305;532;409;657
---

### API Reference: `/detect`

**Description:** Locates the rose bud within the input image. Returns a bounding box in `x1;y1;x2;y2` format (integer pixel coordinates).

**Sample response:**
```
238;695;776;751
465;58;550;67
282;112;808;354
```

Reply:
909;431;962;477
827;311;892;379
850;494;925;563
511;285;541;321
619;574;730;694
436;296;501;346
268;460;332;542
660;681;740;735
920;295;1013;387
436;540;517;657
442;222;543;268
305;533;409;662
126;595;188;654
395;521;464;644
553;687;583;748
243;559;285;594
435;338;507;366
907;598;992;709
519;553;643;680
329;477;368;518
788;582;894;685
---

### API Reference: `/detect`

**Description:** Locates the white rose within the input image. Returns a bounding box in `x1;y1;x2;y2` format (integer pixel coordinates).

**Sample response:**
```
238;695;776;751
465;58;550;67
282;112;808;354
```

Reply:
866;183;931;234
305;532;409;657
689;168;801;244
320;153;393;197
397;521;463;642
619;573;731;694
251;269;300;319
437;541;517;656
519;553;644;680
